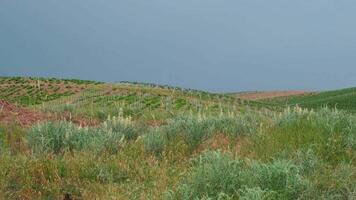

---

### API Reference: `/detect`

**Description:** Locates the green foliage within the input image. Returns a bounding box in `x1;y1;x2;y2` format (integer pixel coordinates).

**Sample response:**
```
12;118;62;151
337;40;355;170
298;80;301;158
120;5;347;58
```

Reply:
0;123;26;155
251;107;356;163
168;151;310;200
27;117;142;155
143;129;167;157
152;113;264;152
0;152;130;199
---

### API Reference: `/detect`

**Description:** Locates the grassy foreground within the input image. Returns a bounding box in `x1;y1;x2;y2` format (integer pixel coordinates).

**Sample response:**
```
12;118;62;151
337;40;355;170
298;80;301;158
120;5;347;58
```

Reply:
0;77;355;199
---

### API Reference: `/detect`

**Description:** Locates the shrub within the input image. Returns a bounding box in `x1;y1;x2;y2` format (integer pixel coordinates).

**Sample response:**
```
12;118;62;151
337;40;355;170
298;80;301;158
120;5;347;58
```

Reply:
27;117;142;155
168;151;310;200
159;112;264;152
27;121;79;154
249;160;310;199
165;116;214;150
102;115;142;141
143;129;166;156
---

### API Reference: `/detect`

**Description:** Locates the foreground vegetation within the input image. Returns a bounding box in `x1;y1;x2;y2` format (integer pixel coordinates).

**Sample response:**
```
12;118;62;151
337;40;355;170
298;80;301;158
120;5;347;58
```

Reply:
1;107;355;199
0;77;355;199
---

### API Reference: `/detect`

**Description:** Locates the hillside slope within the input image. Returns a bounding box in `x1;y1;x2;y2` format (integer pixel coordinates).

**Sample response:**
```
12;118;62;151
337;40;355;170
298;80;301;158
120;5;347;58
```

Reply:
0;77;355;199
267;87;356;111
0;77;253;124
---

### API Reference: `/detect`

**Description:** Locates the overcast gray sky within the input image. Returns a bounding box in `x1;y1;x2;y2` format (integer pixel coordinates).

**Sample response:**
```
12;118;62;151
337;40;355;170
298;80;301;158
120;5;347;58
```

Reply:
1;0;356;92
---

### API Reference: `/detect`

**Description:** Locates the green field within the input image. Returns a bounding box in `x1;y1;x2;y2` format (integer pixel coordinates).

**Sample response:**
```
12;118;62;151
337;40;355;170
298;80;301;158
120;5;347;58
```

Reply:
264;87;356;112
0;77;355;199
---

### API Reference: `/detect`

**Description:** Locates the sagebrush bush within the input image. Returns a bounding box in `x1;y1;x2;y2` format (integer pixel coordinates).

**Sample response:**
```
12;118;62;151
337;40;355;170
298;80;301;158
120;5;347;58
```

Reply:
27;117;143;155
166;151;245;199
27;121;74;154
249;160;310;199
167;151;310;200
102;115;142;141
143;129;166;156
160;113;264;151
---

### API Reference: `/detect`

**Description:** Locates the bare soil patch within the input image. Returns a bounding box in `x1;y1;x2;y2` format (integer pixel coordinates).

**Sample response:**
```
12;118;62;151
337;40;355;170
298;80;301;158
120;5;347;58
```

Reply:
0;100;49;127
0;100;99;127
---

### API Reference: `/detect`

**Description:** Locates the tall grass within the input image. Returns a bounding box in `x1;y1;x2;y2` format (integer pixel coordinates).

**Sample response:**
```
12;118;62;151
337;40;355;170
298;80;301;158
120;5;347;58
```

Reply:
250;107;356;163
150;112;264;152
143;129;167;157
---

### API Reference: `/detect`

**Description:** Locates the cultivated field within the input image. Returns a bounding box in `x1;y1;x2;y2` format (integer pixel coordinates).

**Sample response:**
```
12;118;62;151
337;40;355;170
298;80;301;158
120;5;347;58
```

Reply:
264;87;356;112
0;77;355;199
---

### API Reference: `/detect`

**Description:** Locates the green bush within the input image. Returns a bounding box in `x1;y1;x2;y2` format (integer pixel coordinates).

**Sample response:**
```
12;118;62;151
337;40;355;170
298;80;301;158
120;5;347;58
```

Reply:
102;116;142;141
157;113;264;152
249;160;310;199
143;129;166;156
168;151;310;200
27;117;143;155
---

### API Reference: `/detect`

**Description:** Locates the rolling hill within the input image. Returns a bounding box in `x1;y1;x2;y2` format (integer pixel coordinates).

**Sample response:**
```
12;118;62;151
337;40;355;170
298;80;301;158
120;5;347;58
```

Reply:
0;77;255;125
0;77;355;199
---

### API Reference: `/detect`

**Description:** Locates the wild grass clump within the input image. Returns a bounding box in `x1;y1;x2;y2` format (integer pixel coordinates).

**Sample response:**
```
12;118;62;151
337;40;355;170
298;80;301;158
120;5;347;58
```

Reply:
312;162;356;199
0;125;5;153
103;115;142;141
143;129;167;157
159;113;265;151
167;151;310;200
0;152;131;199
27;116;143;155
175;116;214;150
209;112;264;137
0;123;26;155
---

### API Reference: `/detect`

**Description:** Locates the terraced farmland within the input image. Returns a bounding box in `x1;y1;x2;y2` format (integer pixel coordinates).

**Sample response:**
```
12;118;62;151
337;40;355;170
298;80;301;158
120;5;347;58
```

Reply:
0;77;102;105
37;82;248;123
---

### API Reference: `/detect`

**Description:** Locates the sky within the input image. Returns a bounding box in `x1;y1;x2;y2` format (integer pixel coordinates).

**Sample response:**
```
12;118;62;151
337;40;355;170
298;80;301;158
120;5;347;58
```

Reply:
1;0;356;92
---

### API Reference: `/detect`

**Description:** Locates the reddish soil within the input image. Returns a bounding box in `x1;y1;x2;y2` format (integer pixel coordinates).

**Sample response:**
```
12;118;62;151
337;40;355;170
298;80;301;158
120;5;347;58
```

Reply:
238;91;308;100
0;100;49;127
196;134;231;154
0;100;99;128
